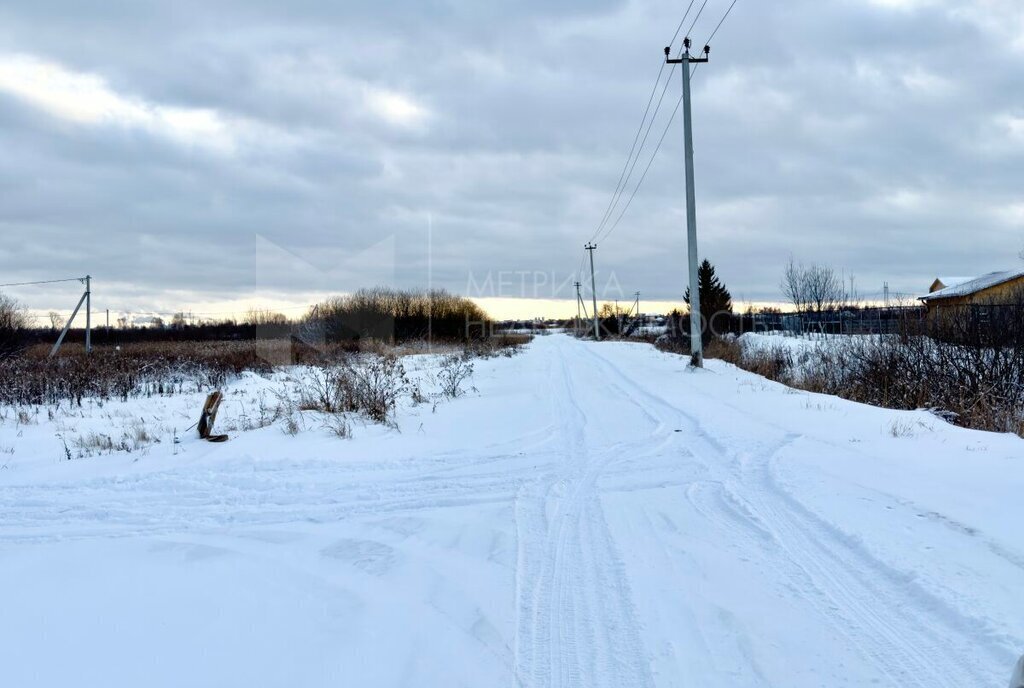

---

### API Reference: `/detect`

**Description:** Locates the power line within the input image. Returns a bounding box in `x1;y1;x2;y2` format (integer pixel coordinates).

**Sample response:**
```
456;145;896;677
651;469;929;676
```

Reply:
592;61;668;239
685;0;711;37
0;277;85;288
592;63;678;242
670;0;700;47
578;0;743;296
704;0;740;45
598;0;743;242
692;0;741;79
597;93;683;243
589;1;700;244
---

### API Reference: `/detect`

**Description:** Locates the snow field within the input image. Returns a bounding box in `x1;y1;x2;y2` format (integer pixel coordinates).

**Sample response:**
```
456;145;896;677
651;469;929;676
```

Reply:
1;334;1021;687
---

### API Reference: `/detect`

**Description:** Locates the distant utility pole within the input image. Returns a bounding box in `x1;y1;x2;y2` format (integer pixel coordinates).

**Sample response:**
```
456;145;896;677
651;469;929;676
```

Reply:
574;281;582;332
666;39;709;368
883;281;889;308
634;291;640;318
585;242;600;340
575;281;591;334
49;275;92;358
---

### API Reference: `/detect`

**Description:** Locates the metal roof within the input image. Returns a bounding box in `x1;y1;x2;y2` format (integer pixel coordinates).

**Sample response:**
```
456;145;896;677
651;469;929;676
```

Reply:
921;269;1024;302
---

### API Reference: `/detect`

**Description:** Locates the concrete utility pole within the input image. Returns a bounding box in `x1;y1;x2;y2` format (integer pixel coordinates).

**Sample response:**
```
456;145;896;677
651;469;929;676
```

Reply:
585;243;600;340
85;275;91;353
49;276;90;358
666;40;709;368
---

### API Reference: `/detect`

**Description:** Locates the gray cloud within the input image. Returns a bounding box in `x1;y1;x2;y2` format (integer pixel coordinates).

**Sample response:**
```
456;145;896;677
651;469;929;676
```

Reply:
0;0;1021;317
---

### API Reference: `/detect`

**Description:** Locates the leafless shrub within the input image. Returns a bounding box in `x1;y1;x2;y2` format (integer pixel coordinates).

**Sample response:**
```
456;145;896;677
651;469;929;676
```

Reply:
282;413;301;436
342;353;409;424
0;340;277;406
297;352;409;425
271;388;302;436
298;364;350;413
128;420;154;448
322;414;351;438
718;313;1024;436
889;418;917;438
727;344;797;382
74;432;117;454
704;337;742;365
463;334;530;359
654;330;694;356
72;424;156;457
437;354;474;398
410;382;427;405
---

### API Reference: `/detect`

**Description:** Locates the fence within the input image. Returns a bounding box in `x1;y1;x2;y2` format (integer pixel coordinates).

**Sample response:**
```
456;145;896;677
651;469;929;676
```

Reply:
661;306;926;341
662;303;1024;346
767;307;925;337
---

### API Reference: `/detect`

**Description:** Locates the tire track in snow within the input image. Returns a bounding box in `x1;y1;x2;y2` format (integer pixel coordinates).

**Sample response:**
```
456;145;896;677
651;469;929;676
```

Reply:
577;343;1010;687
0;450;557;543
732;438;1013;686
512;340;654;688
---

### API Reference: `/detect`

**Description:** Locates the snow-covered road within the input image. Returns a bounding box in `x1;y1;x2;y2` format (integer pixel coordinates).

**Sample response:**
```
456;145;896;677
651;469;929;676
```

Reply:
1;334;1022;687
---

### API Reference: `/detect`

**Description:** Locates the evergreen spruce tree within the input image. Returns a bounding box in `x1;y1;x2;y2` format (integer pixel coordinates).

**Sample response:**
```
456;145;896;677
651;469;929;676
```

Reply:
684;259;733;342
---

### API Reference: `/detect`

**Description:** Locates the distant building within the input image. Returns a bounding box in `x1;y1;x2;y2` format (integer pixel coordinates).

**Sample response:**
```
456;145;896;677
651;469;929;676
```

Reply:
920;269;1024;315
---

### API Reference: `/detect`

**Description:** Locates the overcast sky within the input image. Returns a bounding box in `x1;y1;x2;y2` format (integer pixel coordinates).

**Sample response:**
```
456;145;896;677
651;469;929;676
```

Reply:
0;0;1022;320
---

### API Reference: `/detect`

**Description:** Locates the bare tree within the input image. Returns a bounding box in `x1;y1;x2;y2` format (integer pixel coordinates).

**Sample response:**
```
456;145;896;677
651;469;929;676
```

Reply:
780;259;843;313
0;293;28;331
48;311;65;330
780;257;808;313
0;292;28;355
804;264;843;313
245;308;289;326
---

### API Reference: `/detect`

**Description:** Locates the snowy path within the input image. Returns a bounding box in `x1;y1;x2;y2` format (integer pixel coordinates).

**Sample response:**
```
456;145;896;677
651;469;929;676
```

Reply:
1;334;1022;687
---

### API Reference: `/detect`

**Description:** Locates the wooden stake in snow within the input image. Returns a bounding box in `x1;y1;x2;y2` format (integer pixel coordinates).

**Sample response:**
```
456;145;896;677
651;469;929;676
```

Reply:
198;391;229;443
